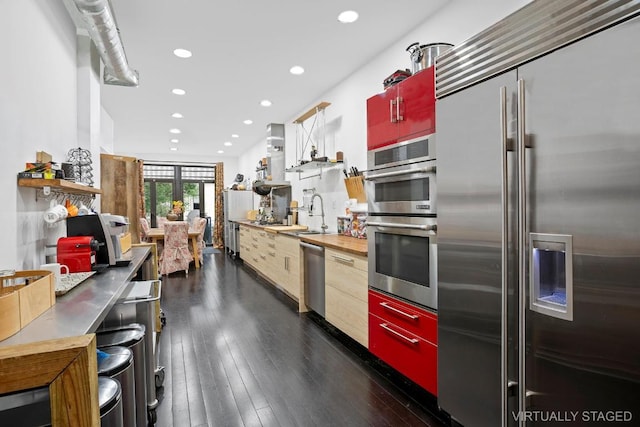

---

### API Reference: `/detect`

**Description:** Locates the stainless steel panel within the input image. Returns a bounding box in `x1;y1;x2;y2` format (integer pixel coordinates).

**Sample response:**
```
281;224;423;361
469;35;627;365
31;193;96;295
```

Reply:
364;161;437;215
302;242;325;317
437;70;518;427
366;135;436;170
519;16;640;416
436;0;640;98
368;215;438;310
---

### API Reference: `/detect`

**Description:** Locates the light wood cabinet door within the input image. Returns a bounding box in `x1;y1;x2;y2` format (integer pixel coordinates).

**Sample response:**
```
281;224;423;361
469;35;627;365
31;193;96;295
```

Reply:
325;248;368;346
278;235;301;299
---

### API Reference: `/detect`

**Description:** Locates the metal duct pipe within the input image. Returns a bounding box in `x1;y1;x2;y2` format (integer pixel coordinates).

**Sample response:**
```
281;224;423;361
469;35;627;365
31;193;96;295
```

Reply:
71;0;139;86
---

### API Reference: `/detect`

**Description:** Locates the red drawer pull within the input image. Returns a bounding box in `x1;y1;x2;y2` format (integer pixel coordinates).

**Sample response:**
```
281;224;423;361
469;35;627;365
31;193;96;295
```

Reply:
380;323;419;345
380;302;419;320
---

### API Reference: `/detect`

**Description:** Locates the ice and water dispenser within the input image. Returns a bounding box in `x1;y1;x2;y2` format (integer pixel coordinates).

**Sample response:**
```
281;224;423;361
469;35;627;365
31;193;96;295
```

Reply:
529;233;573;321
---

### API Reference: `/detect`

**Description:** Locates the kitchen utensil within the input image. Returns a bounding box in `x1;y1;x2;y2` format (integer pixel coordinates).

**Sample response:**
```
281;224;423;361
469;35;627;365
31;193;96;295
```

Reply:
383;69;412;89
343;169;349;178
252;180;272;196
77;203;91;216
44;200;68;224
344;176;366;203
290;200;298;225
40;262;70;290
406;42;453;74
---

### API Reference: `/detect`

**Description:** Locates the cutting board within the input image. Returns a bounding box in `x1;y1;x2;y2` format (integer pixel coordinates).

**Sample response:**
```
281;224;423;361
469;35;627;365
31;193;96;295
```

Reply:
264;225;308;232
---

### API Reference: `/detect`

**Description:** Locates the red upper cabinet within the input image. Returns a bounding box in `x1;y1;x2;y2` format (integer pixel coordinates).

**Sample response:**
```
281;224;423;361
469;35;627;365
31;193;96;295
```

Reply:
367;66;436;150
366;87;398;151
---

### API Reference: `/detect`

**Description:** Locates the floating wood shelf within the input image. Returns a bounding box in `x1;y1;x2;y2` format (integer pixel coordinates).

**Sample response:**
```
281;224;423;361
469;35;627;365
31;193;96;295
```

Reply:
18;178;101;195
293;102;331;124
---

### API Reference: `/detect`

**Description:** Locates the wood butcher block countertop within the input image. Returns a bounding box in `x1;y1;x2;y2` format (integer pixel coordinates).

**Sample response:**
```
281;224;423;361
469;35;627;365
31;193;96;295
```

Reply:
235;221;367;256
300;234;368;256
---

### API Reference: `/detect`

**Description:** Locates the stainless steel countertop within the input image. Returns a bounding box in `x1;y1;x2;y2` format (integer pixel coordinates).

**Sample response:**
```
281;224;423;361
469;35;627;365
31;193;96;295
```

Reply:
0;246;151;347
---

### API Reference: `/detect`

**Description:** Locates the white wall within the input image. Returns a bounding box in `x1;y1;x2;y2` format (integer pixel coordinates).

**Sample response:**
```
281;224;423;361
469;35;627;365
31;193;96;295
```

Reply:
1;1;79;269
0;0;529;268
237;0;531;232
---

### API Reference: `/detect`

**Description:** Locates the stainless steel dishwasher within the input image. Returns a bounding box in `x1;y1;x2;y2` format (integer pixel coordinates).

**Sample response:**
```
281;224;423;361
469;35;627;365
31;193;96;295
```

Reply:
300;241;325;317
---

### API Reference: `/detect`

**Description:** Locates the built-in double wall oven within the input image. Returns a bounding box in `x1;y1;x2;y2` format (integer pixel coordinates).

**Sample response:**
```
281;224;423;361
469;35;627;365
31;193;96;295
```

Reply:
365;135;438;310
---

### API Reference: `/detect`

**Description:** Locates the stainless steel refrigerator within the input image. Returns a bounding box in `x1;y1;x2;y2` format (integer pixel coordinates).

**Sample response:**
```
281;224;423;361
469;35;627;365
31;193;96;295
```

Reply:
436;2;640;426
223;190;254;255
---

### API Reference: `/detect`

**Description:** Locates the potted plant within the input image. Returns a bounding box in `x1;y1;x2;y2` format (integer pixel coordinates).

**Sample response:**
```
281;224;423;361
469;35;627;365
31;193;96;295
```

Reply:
167;200;184;221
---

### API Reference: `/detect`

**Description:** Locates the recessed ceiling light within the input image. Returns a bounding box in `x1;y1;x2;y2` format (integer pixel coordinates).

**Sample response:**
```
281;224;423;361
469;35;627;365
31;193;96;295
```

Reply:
172;88;186;95
171;113;183;119
243;119;253;125
170;138;179;143
217;150;224;154
260;99;272;107
224;141;232;146
231;134;239;138
169;128;181;134
338;10;359;23
173;48;192;58
170;147;178;151
289;65;304;75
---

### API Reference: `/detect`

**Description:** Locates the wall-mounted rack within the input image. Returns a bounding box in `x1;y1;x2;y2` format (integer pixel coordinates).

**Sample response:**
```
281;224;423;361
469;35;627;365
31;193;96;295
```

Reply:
285;160;343;180
18;178;101;207
286;102;334;179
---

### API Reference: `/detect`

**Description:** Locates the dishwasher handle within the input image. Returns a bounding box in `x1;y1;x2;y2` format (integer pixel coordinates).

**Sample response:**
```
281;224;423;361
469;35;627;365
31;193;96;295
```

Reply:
300;241;324;252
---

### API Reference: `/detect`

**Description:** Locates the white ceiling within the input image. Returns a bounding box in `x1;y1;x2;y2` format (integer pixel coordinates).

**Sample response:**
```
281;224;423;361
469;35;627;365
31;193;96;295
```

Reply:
100;0;448;160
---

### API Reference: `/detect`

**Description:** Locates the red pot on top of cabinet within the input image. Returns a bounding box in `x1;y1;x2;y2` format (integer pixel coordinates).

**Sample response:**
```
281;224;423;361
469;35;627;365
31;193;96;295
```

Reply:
367;66;436;150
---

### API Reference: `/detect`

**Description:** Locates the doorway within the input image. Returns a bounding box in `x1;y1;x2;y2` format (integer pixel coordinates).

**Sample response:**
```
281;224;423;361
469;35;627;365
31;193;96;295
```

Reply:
143;164;216;245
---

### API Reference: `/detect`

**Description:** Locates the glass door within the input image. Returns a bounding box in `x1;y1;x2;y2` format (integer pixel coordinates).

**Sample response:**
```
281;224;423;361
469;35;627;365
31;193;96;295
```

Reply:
145;180;174;227
182;182;200;223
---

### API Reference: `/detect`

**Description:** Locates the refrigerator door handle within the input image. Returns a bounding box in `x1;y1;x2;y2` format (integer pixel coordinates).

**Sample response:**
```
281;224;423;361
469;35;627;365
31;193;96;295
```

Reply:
525;389;542;399
500;85;511;427
517;78;528;426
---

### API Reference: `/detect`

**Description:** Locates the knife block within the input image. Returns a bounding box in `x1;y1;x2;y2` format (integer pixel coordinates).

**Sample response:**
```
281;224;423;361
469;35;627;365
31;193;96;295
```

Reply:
344;176;366;203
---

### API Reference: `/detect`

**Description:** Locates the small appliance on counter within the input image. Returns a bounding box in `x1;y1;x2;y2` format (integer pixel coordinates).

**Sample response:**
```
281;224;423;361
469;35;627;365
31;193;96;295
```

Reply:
101;214;132;266
56;236;100;273
66;214;116;269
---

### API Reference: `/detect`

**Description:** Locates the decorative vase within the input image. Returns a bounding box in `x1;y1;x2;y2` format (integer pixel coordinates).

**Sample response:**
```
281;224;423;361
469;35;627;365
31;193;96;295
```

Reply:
167;212;179;221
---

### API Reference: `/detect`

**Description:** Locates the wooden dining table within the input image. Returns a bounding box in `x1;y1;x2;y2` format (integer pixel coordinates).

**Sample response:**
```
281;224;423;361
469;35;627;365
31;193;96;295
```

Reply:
146;225;201;269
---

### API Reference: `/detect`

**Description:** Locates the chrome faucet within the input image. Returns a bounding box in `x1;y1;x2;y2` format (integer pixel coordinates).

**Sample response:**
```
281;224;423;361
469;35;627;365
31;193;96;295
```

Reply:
309;192;328;233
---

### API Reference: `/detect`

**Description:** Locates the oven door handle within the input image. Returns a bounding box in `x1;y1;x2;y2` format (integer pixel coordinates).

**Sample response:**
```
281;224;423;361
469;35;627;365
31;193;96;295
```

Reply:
364;165;436;181
367;221;437;232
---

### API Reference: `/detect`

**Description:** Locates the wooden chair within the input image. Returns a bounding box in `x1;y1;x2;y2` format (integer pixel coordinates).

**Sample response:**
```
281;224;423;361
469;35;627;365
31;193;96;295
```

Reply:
189;217;207;265
139;217;151;242
159;222;193;276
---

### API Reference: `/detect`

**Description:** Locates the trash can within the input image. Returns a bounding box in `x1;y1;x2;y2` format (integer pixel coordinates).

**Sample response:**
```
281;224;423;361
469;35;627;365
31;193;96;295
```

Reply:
204;216;212;245
99;377;124;427
97;346;135;427
0;379;124;427
102;280;164;425
97;325;148;427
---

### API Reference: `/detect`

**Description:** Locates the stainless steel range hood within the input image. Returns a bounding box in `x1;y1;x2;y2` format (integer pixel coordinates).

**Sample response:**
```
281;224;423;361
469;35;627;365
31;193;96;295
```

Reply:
263;123;290;187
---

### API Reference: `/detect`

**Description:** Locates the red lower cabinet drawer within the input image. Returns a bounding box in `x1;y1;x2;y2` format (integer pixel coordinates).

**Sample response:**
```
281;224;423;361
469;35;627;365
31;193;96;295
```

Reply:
369;313;437;396
369;290;437;343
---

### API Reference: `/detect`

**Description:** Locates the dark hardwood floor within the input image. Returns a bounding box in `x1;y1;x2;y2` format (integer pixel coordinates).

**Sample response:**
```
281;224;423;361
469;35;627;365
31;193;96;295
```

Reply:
154;251;448;427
